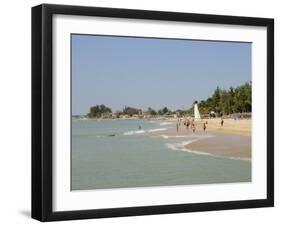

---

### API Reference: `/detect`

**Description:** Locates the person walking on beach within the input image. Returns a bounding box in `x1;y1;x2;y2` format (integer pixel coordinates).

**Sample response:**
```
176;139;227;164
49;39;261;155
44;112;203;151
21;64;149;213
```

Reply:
192;124;196;133
191;119;195;132
176;122;179;133
221;117;224;127
177;118;181;127
186;119;190;129
203;122;206;132
138;125;142;130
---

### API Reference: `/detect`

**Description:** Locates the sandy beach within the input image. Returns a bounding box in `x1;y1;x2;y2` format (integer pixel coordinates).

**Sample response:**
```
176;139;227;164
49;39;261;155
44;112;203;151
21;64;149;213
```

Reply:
157;118;251;159
198;118;251;136
185;134;251;159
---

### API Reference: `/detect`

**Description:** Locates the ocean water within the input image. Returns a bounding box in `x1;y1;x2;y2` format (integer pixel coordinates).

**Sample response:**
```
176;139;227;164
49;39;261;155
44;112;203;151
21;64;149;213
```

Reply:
71;119;251;190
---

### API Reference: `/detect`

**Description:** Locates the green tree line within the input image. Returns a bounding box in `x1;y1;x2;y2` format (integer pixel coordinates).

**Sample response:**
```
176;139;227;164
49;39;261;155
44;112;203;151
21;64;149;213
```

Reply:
88;104;112;117
195;82;252;115
87;82;251;118
87;105;176;118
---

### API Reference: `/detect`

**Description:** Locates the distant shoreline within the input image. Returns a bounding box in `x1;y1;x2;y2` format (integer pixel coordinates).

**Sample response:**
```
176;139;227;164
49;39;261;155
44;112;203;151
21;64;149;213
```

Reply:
72;116;178;121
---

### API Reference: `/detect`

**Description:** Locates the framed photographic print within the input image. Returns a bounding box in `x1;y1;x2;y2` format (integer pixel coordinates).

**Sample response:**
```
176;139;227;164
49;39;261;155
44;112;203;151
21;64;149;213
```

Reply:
32;4;274;221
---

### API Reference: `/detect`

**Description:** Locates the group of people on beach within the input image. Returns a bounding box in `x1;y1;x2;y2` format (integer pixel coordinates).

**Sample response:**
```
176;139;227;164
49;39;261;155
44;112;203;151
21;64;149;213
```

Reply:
176;117;199;133
175;117;224;133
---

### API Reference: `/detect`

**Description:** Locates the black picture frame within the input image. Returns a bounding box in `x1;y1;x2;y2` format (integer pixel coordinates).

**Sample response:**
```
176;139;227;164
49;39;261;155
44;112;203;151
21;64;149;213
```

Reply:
32;3;274;222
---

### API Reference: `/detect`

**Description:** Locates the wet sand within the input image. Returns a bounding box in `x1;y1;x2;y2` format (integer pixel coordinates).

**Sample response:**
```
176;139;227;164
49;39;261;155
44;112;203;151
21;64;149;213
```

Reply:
185;134;251;159
157;118;251;159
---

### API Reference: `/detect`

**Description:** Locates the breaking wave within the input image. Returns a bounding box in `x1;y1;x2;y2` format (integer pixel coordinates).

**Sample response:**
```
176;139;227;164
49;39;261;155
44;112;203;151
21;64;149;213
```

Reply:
123;130;146;135
160;135;189;139
147;128;167;133
159;122;173;126
166;140;251;161
165;140;199;152
123;128;167;135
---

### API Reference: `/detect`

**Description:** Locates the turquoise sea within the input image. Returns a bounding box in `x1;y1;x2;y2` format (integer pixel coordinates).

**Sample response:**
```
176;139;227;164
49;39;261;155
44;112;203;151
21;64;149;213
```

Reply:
71;119;251;190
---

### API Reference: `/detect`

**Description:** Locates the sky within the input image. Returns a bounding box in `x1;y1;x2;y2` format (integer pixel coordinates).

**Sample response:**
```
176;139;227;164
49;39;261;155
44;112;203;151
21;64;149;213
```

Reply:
72;34;251;115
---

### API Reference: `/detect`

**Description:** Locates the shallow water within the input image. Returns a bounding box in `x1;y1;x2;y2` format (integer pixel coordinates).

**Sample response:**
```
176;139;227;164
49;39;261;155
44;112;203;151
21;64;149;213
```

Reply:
71;119;251;190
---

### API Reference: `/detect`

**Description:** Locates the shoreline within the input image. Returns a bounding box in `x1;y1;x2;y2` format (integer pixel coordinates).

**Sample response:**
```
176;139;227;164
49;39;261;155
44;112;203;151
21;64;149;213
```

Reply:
75;117;252;160
184;133;251;159
156;118;251;159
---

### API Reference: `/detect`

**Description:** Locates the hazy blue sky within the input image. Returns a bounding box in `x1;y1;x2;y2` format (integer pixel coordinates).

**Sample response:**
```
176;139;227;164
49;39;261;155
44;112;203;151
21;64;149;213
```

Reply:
72;34;251;115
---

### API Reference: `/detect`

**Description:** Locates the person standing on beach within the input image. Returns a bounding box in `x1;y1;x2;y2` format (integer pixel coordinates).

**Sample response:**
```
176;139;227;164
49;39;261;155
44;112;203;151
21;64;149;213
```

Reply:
178;118;181;127
221;117;224;127
191;119;195;132
192;124;196;132
186;119;190;129
203;122;206;132
176;122;179;133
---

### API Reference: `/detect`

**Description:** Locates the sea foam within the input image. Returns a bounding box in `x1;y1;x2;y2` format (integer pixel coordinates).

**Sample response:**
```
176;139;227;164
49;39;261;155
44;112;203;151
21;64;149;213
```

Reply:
166;140;218;157
159;122;173;126
165;140;199;151
147;128;167;133
123;128;167;135
160;135;189;139
123;130;145;135
166;140;251;161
